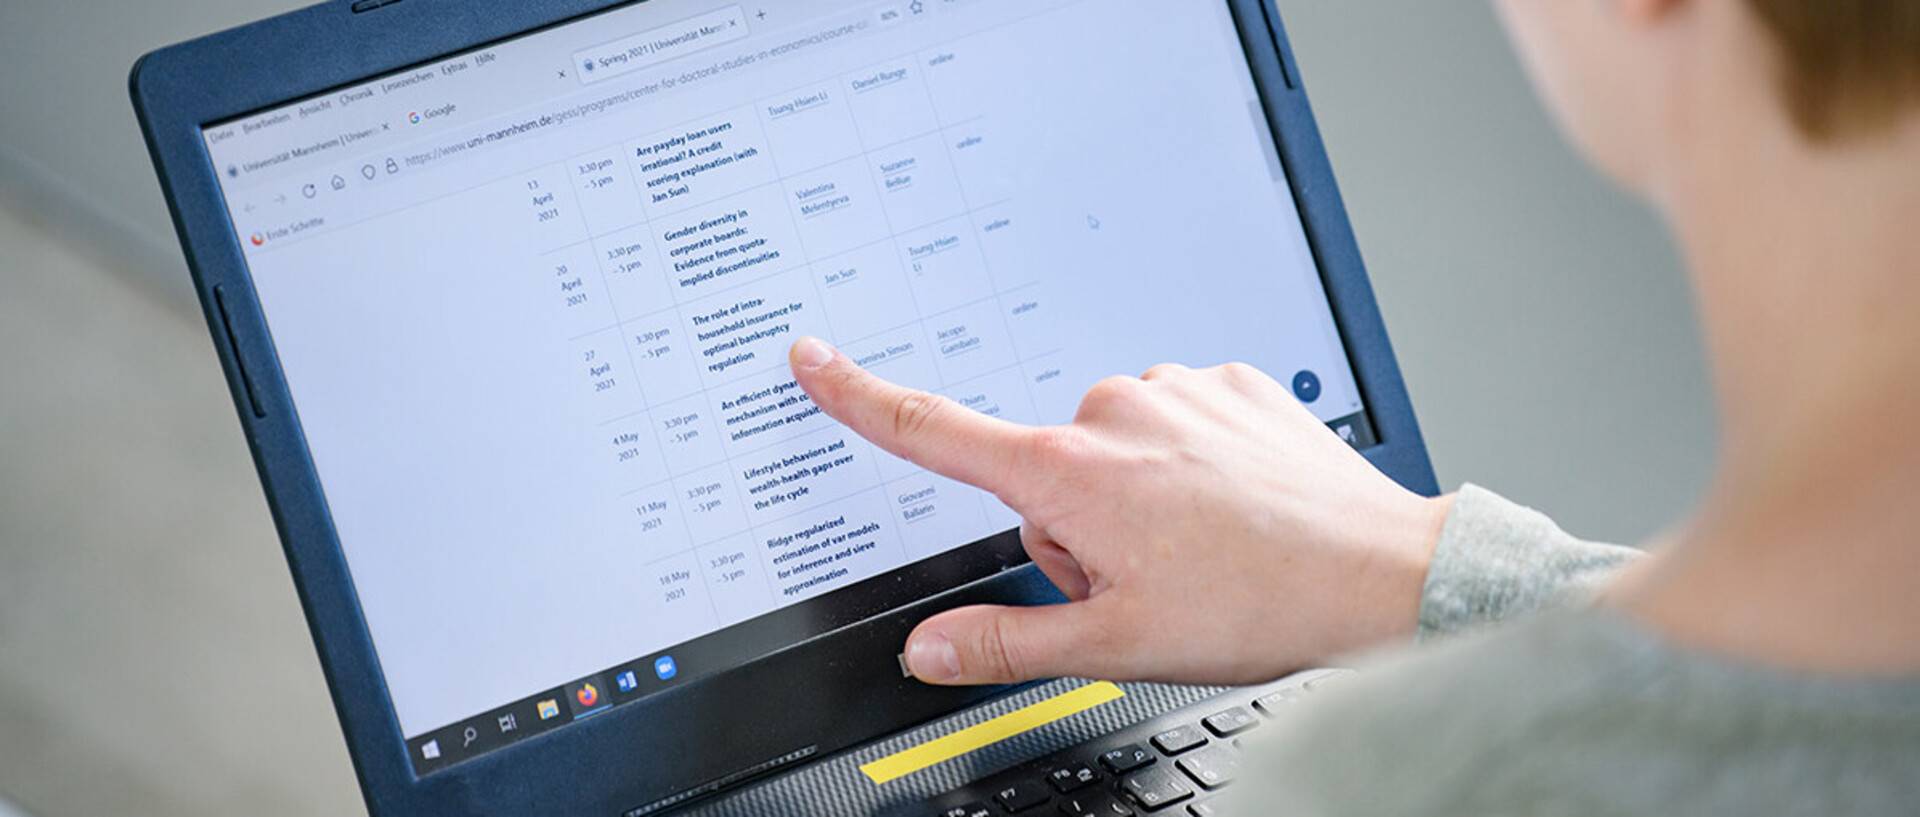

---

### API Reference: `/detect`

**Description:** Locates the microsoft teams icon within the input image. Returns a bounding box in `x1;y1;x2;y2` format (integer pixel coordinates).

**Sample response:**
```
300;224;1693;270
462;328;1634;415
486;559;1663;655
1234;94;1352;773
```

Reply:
654;655;678;681
616;670;638;693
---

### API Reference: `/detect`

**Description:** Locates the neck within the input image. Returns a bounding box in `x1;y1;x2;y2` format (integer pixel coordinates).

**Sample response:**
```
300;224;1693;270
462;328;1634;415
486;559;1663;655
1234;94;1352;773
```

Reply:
1616;107;1920;675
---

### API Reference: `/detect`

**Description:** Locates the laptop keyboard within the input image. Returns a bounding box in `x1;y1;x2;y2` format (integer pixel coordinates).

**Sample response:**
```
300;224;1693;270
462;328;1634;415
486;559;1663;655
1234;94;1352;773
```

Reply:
916;670;1349;817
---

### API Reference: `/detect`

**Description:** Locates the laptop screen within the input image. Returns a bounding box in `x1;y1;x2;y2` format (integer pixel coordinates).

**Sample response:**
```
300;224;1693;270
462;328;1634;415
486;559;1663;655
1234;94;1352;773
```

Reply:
200;0;1373;774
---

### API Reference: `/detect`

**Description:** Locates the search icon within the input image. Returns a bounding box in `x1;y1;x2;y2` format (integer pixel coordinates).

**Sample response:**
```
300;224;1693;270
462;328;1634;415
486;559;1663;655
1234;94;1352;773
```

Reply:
463;727;478;747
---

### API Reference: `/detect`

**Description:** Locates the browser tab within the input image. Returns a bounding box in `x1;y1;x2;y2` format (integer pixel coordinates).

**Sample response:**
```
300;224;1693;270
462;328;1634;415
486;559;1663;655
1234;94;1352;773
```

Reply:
573;6;751;85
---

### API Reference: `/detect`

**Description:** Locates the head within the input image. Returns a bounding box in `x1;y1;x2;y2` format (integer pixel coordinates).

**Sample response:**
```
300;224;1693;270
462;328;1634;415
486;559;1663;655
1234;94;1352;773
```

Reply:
1494;0;1920;515
1492;0;1920;202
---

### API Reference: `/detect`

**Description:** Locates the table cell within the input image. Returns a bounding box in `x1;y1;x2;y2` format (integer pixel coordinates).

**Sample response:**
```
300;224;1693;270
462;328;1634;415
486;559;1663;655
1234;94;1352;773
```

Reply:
542;242;617;337
756;489;905;603
898;215;995;316
758;83;864;175
813;240;919;342
925;297;1018;386
786;156;891;260
735;425;884;527
884;472;993;562
678;266;828;391
674;462;751;545
706;366;834;459
622;310;703;405
845;58;940;149
1000;282;1065;360
593;225;673;319
569;327;644;423
628;105;777;217
652;392;727;476
568;148;647;237
870;132;968;233
697;534;776;627
655;184;804;303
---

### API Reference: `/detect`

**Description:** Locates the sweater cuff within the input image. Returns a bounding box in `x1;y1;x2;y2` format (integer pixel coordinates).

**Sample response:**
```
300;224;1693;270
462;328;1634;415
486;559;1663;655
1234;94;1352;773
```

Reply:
1416;484;1643;641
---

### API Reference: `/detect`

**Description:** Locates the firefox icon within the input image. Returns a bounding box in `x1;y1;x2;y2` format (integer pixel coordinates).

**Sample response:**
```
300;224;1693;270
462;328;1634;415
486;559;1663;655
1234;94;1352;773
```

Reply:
250;233;266;247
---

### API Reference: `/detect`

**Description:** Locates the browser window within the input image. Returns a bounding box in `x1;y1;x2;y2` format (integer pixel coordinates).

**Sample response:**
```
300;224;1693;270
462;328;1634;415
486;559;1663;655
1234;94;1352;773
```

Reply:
202;0;1373;774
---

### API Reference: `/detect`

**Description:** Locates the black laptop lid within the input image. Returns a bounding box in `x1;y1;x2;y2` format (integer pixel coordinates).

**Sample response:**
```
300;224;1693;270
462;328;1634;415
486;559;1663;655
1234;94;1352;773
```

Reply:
132;0;1434;813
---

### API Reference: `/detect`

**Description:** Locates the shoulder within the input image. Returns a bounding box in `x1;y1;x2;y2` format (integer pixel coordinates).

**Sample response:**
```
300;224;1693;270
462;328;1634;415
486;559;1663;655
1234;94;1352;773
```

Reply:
1226;611;1920;816
1227;612;1644;815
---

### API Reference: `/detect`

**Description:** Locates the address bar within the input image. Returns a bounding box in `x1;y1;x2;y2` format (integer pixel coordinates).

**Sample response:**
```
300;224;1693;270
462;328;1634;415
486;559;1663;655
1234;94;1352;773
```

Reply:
573;6;751;85
399;13;873;173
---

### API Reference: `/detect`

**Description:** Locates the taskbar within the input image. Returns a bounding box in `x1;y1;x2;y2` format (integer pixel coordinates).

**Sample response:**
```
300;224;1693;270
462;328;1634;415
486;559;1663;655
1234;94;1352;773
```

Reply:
403;521;1031;775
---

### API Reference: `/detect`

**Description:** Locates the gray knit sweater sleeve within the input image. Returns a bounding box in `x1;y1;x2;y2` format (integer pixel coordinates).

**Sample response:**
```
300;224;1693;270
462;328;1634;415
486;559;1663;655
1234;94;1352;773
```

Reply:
1417;484;1644;639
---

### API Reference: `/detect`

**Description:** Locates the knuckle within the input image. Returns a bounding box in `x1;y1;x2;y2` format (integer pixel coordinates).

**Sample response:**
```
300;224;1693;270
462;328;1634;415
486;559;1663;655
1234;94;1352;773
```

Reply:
1216;361;1271;391
975;613;1029;681
889;389;948;441
1003;428;1083;508
1023;426;1084;466
819;361;866;400
1079;375;1140;412
1218;361;1258;381
1141;363;1187;381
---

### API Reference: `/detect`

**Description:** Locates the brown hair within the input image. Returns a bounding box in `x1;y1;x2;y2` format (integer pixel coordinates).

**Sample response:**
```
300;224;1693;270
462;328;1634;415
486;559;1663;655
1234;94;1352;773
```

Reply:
1744;0;1920;139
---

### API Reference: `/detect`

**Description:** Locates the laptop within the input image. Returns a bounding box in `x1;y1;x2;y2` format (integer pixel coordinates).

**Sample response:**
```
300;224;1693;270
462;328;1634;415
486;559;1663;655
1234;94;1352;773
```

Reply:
131;0;1435;813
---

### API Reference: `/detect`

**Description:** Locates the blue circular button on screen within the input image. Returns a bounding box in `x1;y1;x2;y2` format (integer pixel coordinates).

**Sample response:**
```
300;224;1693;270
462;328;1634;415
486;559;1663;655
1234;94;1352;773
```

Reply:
1292;370;1322;404
654;655;678;680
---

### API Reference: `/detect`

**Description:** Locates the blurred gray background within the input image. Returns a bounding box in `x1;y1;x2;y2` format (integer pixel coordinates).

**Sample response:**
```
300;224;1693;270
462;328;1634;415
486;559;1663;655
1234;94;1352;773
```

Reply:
0;1;1715;815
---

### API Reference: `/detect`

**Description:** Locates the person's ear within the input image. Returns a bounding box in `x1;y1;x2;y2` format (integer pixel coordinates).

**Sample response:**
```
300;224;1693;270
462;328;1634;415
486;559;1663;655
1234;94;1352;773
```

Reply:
1618;0;1689;27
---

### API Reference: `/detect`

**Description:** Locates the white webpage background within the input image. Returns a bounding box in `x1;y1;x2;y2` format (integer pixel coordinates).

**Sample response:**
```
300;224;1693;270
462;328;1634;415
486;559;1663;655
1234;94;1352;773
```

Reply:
236;0;1363;736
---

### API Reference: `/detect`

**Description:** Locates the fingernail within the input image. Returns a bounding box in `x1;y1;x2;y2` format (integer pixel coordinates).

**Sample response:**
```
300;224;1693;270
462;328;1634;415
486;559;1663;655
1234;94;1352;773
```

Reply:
906;632;961;682
793;336;835;370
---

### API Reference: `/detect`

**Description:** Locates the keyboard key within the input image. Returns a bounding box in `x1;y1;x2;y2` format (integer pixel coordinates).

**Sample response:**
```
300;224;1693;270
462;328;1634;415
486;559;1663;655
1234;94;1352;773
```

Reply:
1150;725;1208;756
938;803;993;817
1046;764;1100;793
1120;768;1195;811
1099;744;1156;774
1058;791;1135;816
1186;803;1218;817
1252;688;1303;716
1175;744;1240;790
1201;707;1258;738
994;781;1052;813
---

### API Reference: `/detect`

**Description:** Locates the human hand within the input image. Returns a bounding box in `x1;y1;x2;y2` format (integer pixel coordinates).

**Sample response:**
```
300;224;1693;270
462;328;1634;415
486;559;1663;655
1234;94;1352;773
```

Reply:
788;337;1453;686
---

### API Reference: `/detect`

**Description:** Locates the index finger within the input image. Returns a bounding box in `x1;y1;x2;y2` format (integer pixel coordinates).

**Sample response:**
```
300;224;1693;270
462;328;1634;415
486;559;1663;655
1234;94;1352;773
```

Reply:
790;336;1032;495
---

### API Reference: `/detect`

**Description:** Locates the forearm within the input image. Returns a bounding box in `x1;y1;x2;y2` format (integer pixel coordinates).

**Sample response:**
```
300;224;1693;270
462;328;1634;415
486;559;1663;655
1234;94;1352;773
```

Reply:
1417;484;1645;640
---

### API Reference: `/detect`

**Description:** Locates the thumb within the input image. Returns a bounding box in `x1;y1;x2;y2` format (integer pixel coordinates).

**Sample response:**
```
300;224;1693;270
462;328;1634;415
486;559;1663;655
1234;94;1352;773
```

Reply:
903;602;1105;685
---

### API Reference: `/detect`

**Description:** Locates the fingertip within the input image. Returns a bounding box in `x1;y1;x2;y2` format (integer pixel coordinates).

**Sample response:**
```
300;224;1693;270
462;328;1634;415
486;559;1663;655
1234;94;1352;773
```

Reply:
904;629;962;684
791;336;836;371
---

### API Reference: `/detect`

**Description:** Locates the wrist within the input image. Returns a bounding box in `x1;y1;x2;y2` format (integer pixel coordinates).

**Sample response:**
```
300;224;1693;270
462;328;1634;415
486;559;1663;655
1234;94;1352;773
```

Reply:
1355;492;1455;648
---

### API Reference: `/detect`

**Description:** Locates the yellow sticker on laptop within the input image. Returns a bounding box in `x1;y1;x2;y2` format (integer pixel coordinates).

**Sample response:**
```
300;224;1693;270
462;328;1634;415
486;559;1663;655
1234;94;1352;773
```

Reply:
859;681;1126;785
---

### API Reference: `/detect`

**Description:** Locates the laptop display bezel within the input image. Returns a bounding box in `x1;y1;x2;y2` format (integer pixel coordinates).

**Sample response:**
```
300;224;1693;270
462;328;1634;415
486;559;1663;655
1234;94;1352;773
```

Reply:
130;0;1437;813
